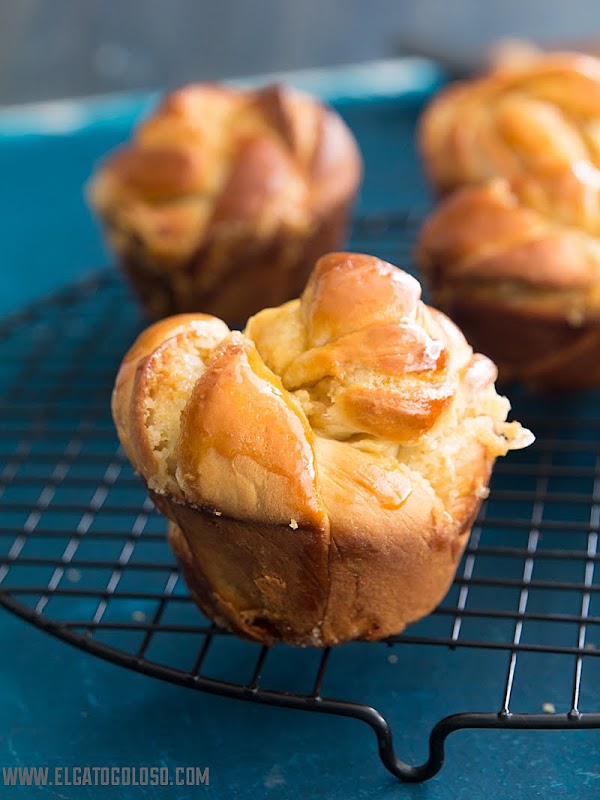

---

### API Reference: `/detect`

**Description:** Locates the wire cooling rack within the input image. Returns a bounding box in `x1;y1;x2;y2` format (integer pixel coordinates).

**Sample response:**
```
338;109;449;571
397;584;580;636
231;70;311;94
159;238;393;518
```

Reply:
1;213;599;783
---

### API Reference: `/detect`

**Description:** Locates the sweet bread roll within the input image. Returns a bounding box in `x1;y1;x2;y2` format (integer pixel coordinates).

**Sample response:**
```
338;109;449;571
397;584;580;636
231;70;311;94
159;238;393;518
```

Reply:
88;83;362;322
112;252;533;646
419;53;600;199
416;54;600;387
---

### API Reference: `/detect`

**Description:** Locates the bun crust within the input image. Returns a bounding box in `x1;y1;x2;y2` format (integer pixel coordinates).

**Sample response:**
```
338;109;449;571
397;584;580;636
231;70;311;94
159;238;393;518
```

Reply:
112;252;532;646
89;83;362;321
416;54;600;388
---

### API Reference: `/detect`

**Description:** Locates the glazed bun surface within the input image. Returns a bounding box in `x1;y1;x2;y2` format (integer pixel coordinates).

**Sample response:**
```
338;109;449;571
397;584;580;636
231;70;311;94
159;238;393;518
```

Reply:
417;54;600;387
89;83;362;321
113;253;532;646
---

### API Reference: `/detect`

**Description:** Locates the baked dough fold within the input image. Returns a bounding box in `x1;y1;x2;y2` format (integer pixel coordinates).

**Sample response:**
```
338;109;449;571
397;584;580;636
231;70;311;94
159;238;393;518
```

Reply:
113;252;532;645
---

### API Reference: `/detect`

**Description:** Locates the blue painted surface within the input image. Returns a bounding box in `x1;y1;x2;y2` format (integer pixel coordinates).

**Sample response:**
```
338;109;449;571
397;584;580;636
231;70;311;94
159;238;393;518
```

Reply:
1;61;599;799
1;606;599;800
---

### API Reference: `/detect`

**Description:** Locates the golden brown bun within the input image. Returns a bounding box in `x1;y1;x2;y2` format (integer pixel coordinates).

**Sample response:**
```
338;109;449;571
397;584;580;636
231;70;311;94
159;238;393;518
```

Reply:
112;252;533;646
419;53;600;200
416;53;600;388
89;83;362;322
417;180;600;388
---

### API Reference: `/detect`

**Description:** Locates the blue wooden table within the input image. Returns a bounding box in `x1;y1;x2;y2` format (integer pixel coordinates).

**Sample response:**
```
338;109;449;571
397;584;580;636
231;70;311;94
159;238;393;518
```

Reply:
1;60;599;799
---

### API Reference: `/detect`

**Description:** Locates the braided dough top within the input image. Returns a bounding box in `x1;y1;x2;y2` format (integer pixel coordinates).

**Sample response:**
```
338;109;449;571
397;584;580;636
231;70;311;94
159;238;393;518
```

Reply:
418;53;600;306
420;53;600;221
88;83;362;266
113;253;532;543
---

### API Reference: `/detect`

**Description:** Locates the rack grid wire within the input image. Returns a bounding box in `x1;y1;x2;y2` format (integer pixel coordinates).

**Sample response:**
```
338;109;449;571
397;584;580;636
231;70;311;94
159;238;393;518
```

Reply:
1;213;599;782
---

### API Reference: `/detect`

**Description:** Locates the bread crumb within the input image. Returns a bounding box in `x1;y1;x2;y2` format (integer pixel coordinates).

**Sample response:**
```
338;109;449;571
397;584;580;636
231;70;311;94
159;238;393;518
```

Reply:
66;568;81;583
585;642;597;651
387;653;398;664
289;519;298;530
542;702;556;714
132;610;147;622
213;510;222;516
566;308;585;327
476;485;490;499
